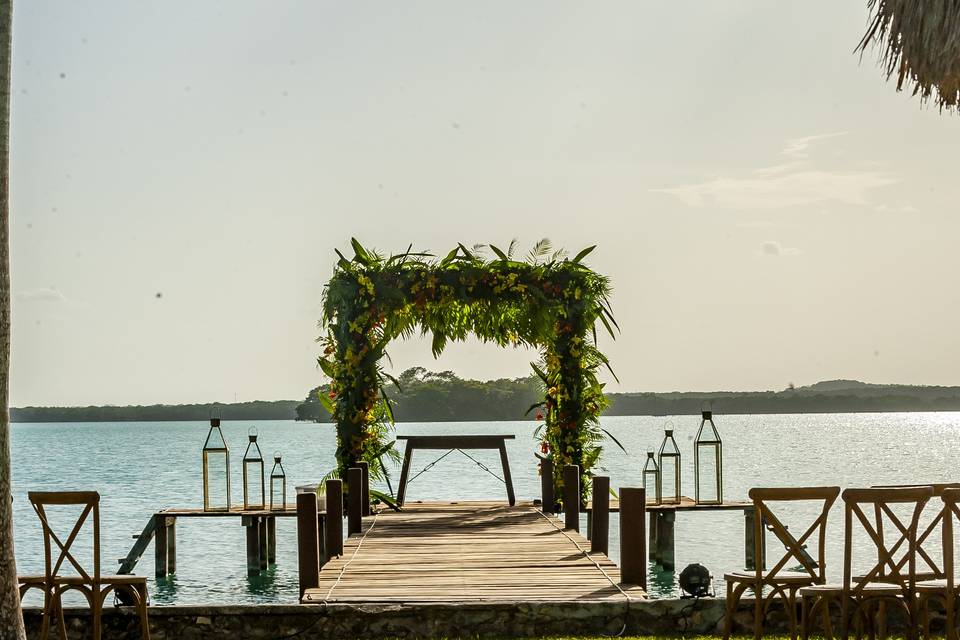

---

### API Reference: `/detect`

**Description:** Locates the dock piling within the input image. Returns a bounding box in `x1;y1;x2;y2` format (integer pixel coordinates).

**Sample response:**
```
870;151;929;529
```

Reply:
296;492;320;597
267;516;276;564
540;457;554;513
563;464;580;531
357;461;370;517
619;487;647;589
347;467;363;535
590;476;610;554
243;515;261;577
325;479;344;558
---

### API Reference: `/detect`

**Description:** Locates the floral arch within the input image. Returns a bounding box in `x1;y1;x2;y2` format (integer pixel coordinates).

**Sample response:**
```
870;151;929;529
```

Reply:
317;239;618;503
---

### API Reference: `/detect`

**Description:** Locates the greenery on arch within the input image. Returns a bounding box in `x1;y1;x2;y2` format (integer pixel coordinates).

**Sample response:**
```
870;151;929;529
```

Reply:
317;238;619;503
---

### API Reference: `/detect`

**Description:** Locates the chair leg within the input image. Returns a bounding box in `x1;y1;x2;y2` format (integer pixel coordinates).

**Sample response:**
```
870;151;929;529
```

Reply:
138;585;151;640
55;592;68;640
92;591;102;640
787;587;800;640
39;590;53;640
723;581;735;640
801;594;810;640
755;586;764;640
947;591;957;640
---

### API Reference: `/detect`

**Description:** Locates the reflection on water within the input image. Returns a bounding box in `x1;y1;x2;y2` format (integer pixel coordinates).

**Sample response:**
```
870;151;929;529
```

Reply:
11;412;960;603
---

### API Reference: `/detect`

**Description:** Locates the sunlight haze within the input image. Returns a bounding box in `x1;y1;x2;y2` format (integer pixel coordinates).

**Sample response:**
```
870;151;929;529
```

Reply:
9;1;960;406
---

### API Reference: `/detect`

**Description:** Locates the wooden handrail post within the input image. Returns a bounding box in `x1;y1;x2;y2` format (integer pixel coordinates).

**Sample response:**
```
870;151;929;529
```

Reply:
357;460;370;517
591;476;610;554
563;464;580;531
347;467;363;535
619;487;647;589
325;478;343;558
540;458;555;514
296;492;320;598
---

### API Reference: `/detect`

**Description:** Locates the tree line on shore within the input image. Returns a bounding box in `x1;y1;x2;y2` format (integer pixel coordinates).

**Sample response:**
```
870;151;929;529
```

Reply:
12;370;960;423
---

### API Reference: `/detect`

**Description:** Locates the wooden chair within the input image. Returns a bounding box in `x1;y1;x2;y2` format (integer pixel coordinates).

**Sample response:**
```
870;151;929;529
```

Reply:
723;486;840;640
799;486;933;640
916;487;960;640
29;491;150;640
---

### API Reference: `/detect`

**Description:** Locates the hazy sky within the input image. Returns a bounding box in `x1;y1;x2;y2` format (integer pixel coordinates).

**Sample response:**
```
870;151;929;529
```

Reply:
9;2;960;406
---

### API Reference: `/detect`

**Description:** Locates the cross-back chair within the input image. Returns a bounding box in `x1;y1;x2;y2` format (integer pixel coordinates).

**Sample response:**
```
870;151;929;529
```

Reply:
723;486;841;640
28;491;150;640
916;487;960;640
800;486;933;640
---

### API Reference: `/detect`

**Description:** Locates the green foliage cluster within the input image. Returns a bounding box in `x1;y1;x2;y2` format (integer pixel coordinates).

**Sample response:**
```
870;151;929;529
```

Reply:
317;238;617;502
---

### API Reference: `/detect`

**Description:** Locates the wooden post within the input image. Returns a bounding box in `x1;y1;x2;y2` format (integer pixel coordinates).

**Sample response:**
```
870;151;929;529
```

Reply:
167;517;176;574
657;511;676;571
619;487;647;589
563;464;580;531
357;460;370;517
591;476;610;554
497;442;516;506
296;492;320;598
258;517;268;570
540;458;554;513
266;516;276;565
648;511;659;561
347;467;362;535
325;479;344;557
154;515;169;578
744;506;766;570
243;515;261;577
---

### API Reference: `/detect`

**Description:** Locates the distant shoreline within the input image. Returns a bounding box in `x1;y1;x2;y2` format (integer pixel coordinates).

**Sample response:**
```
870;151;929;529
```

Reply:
13;376;960;423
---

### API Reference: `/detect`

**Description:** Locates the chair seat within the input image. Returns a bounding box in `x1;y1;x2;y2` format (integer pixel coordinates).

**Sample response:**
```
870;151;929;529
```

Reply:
916;579;955;592
17;575;46;585
724;570;815;584
799;582;905;597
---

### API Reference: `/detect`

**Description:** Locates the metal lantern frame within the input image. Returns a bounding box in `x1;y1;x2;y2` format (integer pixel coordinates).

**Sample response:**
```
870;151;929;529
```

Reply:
694;410;723;505
269;451;287;511
202;413;231;512
242;427;266;510
657;427;682;505
643;451;661;505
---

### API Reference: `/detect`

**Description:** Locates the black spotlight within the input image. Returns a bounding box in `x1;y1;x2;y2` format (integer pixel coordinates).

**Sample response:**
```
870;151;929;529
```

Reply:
678;563;713;598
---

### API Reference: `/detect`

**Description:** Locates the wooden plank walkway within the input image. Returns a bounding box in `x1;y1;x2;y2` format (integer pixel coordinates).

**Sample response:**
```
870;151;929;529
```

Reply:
302;501;646;604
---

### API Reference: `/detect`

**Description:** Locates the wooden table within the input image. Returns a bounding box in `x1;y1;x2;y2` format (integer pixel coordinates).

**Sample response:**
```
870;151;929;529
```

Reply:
586;496;763;572
396;435;516;507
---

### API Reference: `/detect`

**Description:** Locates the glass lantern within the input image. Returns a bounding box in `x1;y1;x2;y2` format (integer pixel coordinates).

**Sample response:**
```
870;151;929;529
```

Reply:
202;409;231;512
694;410;723;505
242;427;265;510
643;451;661;505
658;426;681;505
270;451;286;511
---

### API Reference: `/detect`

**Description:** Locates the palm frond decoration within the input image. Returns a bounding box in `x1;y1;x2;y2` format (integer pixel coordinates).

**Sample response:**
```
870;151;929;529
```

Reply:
858;0;960;111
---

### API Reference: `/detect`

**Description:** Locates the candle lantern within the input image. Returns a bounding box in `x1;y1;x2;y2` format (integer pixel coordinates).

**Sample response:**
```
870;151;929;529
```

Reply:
242;427;265;510
658;426;681;505
270;451;286;511
694;410;723;505
202;409;231;512
643;451;661;505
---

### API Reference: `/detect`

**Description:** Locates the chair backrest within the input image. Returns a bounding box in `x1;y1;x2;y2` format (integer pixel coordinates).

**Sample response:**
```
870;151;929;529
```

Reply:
941;488;960;593
28;491;101;585
841;486;933;597
748;486;841;583
870;483;960;581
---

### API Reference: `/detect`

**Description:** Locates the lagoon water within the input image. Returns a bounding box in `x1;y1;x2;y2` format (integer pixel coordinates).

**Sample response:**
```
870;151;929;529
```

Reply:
11;413;960;605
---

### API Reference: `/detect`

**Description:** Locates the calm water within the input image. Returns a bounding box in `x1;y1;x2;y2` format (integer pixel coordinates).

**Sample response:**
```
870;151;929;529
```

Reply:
11;413;960;604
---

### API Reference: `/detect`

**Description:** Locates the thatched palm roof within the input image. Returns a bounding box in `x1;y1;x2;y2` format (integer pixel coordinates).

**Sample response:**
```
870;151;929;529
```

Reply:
858;0;960;111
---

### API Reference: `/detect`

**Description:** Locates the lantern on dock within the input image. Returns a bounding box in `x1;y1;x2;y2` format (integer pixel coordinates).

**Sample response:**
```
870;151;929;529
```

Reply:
242;427;266;510
658;426;681;505
270;451;286;511
202;408;231;512
643;451;661;505
694;410;723;505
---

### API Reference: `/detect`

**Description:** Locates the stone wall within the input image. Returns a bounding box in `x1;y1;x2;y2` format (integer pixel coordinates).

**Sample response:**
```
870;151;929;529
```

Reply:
22;596;931;639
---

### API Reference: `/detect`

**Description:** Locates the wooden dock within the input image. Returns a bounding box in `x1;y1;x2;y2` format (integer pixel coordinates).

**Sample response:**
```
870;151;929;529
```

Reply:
302;501;646;604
